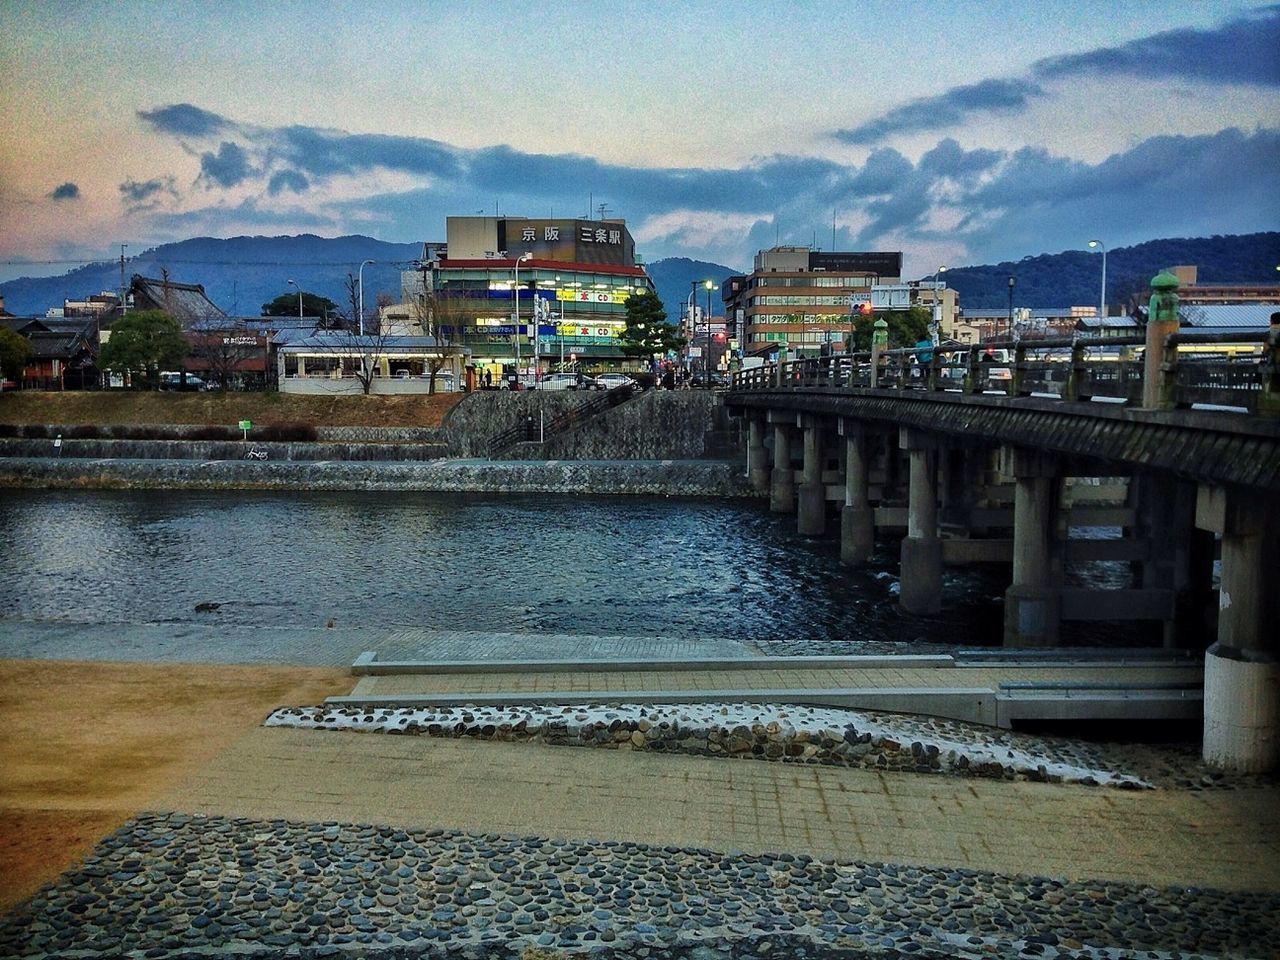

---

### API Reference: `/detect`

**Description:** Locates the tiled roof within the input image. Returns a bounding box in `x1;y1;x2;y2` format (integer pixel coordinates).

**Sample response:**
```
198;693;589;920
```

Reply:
1178;303;1279;328
130;275;226;322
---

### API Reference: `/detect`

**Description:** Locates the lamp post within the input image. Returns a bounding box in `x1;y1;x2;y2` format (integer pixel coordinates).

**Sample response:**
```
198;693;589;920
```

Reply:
286;279;302;322
1087;240;1107;321
687;281;699;378
704;279;714;387
928;266;947;343
357;259;375;336
1007;276;1015;341
512;252;532;383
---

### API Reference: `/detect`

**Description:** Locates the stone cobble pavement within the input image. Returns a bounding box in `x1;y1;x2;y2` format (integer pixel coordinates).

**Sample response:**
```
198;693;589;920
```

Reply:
2;811;1276;960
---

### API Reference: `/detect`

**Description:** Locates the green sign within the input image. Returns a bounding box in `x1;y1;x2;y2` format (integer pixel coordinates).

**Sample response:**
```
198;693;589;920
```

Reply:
238;420;252;431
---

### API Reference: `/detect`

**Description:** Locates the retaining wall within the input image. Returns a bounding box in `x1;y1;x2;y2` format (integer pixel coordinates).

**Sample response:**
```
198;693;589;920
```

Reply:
0;457;758;497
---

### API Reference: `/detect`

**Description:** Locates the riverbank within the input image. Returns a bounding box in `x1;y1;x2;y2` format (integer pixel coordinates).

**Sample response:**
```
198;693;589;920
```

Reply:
0;456;756;496
0;391;462;429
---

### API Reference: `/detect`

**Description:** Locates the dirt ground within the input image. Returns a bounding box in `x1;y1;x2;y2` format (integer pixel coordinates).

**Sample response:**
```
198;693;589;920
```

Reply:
0;391;462;429
0;659;351;912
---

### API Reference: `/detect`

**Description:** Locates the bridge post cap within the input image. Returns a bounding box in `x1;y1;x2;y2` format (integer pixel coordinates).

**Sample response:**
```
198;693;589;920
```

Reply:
872;317;888;330
1150;270;1180;291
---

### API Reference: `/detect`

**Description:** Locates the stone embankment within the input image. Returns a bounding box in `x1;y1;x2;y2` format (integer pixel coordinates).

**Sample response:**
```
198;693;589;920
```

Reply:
2;811;1273;959
0;457;756;497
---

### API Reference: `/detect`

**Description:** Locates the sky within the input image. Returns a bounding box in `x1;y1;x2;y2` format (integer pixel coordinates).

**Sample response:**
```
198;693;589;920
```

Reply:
1;0;1277;283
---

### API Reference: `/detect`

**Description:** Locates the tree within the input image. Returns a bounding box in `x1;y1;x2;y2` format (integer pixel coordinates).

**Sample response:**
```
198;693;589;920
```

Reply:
619;290;684;358
98;310;188;390
848;305;932;352
261;290;338;322
0;328;33;387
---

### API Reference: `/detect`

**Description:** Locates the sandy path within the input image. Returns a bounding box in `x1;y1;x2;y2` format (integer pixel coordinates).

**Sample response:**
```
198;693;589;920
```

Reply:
0;659;350;911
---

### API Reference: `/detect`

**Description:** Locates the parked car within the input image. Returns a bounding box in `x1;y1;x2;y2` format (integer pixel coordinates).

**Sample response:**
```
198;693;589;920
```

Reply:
538;372;601;391
595;373;636;390
689;372;730;388
159;372;207;391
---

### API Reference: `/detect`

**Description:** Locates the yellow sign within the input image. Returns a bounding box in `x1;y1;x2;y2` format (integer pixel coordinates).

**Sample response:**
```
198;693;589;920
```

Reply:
556;288;630;304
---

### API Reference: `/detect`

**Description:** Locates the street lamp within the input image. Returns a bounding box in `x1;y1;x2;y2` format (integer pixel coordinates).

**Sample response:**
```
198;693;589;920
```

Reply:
1007;276;1015;340
1088;240;1107;321
704;279;715;388
357;259;375;336
286;279;302;322
512;252;532;382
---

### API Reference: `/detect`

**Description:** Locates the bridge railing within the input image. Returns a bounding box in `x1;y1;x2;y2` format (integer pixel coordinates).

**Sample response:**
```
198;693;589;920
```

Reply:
732;330;1277;415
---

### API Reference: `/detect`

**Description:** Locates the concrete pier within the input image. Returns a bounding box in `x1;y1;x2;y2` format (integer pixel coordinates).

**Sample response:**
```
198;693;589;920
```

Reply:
797;416;826;536
1003;447;1061;648
840;421;875;566
1200;488;1280;773
747;416;769;493
899;429;942;615
769;418;795;514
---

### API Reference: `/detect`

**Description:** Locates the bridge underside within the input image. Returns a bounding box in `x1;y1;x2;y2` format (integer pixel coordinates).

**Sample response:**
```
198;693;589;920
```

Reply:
729;389;1280;773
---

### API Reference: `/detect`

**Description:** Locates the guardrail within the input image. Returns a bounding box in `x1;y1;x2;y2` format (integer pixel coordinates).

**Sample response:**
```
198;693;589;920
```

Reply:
732;330;1278;415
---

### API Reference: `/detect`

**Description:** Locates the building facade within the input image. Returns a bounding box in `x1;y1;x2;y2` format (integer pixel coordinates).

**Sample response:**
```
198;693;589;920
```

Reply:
723;246;902;356
429;217;656;377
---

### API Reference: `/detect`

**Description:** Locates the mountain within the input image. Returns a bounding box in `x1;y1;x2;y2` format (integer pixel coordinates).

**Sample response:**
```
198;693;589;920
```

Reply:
0;235;422;317
937;233;1280;311
644;257;742;322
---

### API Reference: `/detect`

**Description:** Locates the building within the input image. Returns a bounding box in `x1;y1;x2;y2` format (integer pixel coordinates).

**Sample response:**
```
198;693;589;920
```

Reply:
429;217;656;378
1;317;98;389
1169;265;1280;305
723;246;903;357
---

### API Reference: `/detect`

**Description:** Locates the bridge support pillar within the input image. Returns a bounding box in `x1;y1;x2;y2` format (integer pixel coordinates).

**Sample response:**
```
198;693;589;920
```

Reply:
1002;447;1061;648
840;420;875;565
797;416;826;536
1200;487;1280;773
899;429;942;615
769;420;795;514
747;416;769;493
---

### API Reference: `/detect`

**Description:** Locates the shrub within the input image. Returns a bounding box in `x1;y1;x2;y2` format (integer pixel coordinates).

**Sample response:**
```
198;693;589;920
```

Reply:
256;422;318;442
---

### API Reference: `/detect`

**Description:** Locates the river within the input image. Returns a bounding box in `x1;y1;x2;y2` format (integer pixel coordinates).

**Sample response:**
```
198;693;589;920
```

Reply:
0;489;1032;646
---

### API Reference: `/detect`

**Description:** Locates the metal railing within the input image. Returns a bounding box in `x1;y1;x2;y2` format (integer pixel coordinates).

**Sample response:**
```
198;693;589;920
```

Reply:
731;330;1278;415
486;384;637;458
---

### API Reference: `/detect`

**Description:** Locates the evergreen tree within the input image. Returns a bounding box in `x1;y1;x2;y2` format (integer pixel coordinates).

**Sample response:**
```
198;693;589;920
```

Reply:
262;291;339;321
0;328;33;384
98;310;188;389
619;290;684;358
848;305;932;351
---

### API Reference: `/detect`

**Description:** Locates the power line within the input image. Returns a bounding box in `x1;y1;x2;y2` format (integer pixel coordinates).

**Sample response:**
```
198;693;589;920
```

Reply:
3;257;422;269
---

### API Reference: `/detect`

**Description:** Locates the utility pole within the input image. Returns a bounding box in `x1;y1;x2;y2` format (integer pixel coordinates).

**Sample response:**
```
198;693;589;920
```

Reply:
118;244;127;312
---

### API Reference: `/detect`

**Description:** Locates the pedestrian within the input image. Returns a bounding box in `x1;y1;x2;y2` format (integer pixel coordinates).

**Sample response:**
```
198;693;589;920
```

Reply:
484;369;492;389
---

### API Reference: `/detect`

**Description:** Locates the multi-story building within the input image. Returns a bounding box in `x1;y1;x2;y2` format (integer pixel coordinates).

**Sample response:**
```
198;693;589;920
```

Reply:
723;246;903;356
1168;265;1280;305
428;216;656;376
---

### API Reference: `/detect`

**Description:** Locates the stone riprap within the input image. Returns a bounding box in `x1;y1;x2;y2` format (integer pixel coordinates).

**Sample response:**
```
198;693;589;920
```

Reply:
266;701;1191;790
0;457;757;496
1;812;1274;959
0;423;443;444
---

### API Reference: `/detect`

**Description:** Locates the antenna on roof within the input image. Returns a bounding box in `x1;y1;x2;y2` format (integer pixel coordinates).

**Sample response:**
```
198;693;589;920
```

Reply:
597;202;610;221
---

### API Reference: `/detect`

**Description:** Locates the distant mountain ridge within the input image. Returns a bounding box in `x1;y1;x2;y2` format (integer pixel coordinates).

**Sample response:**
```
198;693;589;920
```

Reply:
939;233;1280;310
0;235;421;318
2;233;1274;319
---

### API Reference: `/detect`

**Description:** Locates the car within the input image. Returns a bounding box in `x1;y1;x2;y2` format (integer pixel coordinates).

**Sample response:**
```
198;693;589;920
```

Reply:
689;372;730;388
595;373;636;390
159;372;207;391
538;372;601;391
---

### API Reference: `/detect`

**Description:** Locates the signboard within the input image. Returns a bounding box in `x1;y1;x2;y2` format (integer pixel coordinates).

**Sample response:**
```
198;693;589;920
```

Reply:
556;288;630;304
688;346;703;358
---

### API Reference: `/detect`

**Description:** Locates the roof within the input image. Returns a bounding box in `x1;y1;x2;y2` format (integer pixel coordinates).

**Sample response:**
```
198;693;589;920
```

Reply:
275;333;458;353
1178;303;1279;329
963;308;1088;319
129;274;226;322
189;316;322;336
439;258;650;278
1077;316;1140;329
24;326;95;360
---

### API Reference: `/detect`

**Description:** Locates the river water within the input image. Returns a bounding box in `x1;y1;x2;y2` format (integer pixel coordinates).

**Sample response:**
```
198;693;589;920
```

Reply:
0;489;1029;646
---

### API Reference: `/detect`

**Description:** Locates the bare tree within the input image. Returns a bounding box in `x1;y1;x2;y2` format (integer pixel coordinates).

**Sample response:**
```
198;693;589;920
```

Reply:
187;323;264;391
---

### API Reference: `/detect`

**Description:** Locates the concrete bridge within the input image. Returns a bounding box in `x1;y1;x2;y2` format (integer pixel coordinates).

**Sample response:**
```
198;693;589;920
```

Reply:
726;325;1280;773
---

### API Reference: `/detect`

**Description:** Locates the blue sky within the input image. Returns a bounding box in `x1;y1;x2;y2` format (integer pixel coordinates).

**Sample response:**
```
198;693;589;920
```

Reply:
1;0;1277;282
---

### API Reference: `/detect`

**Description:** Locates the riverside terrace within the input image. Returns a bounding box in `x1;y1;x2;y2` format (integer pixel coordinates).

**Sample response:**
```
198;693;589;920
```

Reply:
726;327;1280;775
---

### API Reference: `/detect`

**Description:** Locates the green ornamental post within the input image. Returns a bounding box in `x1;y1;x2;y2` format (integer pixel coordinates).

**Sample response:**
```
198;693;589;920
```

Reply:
1143;270;1180;409
869;317;888;387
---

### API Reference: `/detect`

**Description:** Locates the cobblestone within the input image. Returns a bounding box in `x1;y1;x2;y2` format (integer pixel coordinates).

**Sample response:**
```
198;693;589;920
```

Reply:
1;812;1274;959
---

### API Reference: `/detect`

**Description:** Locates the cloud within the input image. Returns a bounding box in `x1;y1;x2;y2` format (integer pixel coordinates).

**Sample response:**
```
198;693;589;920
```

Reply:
130;102;1278;274
1034;7;1280;88
834;79;1046;144
267;169;309;195
119;176;178;211
47;182;80;201
137;103;231;137
199;141;254;188
834;6;1280;143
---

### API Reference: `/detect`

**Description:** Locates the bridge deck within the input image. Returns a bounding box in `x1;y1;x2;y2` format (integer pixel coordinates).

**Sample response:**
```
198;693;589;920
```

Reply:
326;655;1203;728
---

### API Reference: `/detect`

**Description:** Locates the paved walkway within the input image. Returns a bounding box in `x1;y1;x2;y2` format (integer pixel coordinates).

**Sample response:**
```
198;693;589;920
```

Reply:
0;622;754;667
157;727;1280;893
